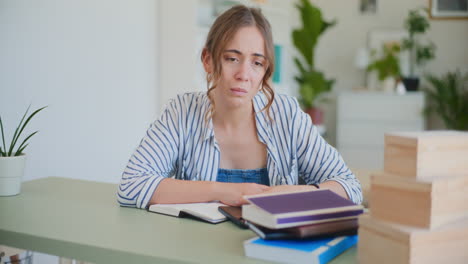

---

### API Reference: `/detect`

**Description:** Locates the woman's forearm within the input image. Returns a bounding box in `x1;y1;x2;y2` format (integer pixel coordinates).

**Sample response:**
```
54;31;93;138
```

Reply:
319;180;349;199
149;178;218;205
149;178;270;206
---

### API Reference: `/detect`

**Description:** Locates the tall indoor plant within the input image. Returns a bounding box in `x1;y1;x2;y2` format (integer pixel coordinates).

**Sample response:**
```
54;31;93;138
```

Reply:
424;71;468;130
0;105;46;196
292;0;336;127
401;8;436;91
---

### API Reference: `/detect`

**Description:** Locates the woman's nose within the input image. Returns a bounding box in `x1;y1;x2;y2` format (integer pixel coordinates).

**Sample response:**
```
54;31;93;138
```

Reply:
235;61;250;81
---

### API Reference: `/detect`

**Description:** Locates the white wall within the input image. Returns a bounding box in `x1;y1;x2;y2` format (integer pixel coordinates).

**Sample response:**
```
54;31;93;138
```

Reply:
0;0;159;185
158;0;198;110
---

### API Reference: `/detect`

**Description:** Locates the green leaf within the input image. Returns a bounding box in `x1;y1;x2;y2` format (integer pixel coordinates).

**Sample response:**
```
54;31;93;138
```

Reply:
292;0;336;110
14;131;38;156
8;106;47;156
0;115;6;156
423;71;468;130
7;105;31;156
15;143;29;157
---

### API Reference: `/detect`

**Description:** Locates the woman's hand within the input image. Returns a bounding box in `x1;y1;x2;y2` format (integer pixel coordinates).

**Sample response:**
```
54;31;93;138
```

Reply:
213;182;270;206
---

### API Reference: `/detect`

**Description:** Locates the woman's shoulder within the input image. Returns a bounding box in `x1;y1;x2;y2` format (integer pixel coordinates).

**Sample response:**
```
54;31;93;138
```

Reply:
164;92;209;111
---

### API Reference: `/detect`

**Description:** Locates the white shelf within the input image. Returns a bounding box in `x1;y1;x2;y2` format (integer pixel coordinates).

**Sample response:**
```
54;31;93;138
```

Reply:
336;91;425;170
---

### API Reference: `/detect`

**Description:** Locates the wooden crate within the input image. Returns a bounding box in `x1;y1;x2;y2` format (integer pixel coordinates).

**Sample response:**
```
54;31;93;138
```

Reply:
358;214;468;264
384;131;468;178
370;172;468;229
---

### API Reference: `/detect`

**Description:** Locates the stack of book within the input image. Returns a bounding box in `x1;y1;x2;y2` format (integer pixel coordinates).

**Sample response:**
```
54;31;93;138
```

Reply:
242;189;364;264
358;131;468;264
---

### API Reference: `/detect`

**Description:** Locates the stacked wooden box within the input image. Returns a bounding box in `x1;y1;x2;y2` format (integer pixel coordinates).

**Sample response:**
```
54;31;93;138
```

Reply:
358;131;468;264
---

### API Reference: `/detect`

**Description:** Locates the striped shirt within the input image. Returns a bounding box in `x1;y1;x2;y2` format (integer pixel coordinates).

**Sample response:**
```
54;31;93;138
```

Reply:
118;92;363;208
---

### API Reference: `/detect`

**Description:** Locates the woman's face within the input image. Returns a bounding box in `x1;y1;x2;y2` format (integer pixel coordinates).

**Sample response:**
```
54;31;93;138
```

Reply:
209;26;267;109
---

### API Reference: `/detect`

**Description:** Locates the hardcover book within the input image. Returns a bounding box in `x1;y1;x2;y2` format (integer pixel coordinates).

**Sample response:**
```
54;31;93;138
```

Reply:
148;202;227;224
242;190;364;229
218;205;358;239
246;218;358;240
244;235;358;264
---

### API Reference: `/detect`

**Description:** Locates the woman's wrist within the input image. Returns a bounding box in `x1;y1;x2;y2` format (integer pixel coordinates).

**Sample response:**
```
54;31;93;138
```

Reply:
209;181;224;201
309;183;320;189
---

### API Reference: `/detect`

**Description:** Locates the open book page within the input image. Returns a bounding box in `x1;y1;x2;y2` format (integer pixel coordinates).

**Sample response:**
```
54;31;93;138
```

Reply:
148;202;227;223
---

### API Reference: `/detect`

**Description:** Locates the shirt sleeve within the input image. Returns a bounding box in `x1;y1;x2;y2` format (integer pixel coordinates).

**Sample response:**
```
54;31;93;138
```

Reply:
293;99;363;205
117;98;181;209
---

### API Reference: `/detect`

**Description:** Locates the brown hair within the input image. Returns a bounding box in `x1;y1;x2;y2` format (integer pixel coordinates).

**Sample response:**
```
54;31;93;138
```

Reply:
202;5;275;122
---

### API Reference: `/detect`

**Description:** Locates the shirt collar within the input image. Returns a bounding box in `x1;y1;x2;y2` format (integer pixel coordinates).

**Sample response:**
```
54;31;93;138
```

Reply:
201;92;274;144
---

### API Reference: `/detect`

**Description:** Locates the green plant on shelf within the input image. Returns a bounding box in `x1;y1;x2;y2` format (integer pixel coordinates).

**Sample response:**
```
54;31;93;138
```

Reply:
366;41;402;81
402;8;436;78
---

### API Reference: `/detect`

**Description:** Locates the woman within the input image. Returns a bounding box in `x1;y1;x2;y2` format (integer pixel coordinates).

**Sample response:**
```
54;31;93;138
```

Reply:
118;5;362;209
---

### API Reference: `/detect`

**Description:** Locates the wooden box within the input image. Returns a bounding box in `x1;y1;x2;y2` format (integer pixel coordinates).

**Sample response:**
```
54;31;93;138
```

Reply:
358;214;468;264
384;131;468;178
370;172;468;229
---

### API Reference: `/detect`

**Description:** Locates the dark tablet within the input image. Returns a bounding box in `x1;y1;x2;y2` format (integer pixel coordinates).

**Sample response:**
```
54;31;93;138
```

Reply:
218;206;248;229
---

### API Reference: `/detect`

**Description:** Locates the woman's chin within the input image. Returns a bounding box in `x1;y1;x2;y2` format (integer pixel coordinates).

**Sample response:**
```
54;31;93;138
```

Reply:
225;96;251;108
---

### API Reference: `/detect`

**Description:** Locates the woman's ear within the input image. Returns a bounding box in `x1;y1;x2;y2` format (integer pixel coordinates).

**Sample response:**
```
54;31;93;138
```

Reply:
202;48;213;74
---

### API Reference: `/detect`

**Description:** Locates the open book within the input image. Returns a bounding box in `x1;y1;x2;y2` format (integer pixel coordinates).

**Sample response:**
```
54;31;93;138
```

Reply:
148;202;227;224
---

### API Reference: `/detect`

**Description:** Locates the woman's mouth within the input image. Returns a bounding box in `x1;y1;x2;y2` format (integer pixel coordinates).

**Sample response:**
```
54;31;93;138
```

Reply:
230;88;247;96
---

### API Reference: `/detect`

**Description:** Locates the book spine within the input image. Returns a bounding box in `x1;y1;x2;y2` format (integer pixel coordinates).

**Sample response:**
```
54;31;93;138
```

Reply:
277;209;363;225
318;236;358;264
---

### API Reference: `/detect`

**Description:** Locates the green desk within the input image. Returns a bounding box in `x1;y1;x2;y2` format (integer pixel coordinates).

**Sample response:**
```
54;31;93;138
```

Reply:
0;177;357;263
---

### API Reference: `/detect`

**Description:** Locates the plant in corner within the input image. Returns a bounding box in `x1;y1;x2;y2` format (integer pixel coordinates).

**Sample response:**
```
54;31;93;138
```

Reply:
0;105;46;196
292;0;336;129
401;8;436;91
424;71;468;130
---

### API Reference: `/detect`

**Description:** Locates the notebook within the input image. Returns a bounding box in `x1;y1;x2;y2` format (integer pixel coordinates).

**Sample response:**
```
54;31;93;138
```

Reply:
244;235;358;264
148;202;227;224
242;189;364;229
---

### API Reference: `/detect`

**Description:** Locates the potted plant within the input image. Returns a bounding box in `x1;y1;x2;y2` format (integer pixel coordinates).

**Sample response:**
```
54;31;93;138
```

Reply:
366;41;402;92
401;8;436;91
424;71;468;130
292;0;336;128
0;106;46;196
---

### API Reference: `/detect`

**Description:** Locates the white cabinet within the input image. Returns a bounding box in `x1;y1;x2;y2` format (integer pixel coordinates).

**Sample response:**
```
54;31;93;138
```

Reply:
336;91;425;170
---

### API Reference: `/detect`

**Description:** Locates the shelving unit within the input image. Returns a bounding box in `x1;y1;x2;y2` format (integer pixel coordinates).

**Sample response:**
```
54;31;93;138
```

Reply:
336;91;425;170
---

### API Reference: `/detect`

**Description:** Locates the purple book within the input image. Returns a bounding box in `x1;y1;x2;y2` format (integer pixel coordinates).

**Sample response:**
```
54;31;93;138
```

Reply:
242;190;364;229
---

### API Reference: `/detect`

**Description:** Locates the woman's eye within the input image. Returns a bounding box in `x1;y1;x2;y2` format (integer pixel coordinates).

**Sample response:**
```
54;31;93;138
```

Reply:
225;57;238;63
254;61;264;68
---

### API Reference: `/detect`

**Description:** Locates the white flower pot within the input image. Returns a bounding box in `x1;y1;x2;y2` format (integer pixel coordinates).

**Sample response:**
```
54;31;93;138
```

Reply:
380;77;396;92
0;155;26;196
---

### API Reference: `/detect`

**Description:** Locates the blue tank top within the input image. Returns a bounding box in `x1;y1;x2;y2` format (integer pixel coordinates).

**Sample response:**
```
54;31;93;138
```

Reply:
216;168;270;186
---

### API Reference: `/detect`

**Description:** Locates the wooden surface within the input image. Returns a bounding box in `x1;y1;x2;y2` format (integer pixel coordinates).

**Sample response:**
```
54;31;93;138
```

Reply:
384;131;468;179
370;172;468;229
358;214;468;264
0;177;357;264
